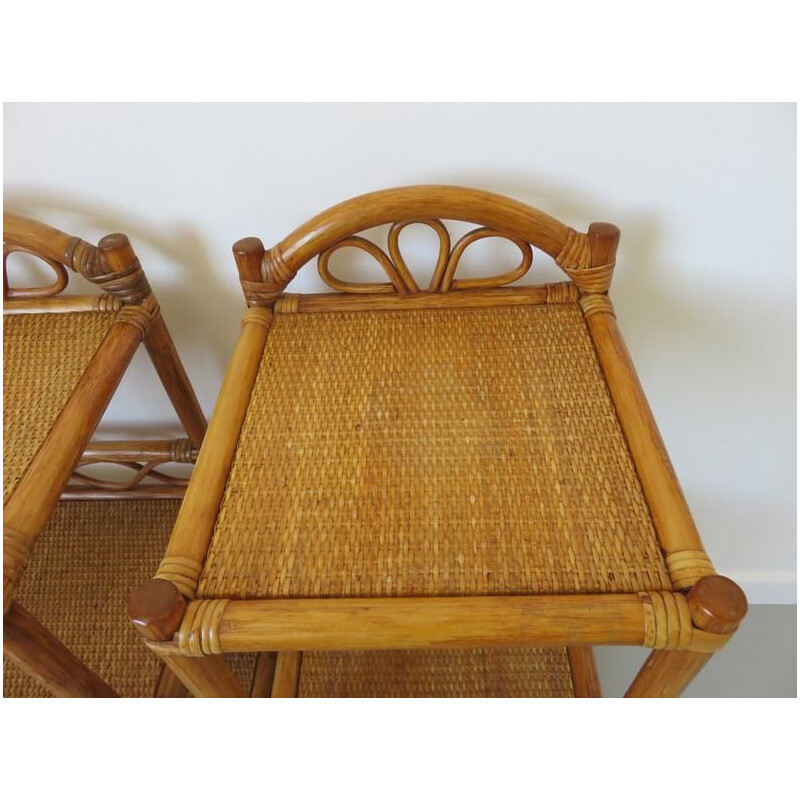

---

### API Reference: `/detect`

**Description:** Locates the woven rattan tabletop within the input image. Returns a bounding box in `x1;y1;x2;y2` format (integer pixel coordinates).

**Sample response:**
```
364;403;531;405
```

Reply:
194;298;670;602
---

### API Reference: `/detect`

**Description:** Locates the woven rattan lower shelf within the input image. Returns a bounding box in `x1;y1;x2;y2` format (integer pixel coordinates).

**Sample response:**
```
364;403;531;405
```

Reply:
290;646;596;697
3;500;254;698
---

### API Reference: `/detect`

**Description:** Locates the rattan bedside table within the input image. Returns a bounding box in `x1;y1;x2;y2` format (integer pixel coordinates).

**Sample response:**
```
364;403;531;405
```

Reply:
128;186;747;698
3;213;207;697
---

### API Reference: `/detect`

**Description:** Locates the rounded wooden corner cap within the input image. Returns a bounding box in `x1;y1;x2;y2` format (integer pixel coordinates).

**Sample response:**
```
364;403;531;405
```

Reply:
687;575;748;634
127;579;187;641
587;222;620;267
233;237;265;256
98;232;132;253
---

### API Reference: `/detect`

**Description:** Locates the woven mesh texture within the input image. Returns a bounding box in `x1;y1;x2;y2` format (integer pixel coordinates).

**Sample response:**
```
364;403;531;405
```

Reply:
3;311;115;504
199;303;671;600
297;647;577;697
3;500;255;698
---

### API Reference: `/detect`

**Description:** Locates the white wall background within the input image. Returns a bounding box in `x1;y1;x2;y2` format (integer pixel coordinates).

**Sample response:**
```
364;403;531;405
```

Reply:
4;103;795;603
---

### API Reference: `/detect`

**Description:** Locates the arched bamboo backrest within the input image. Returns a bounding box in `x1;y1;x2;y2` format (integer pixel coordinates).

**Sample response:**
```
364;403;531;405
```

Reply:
3;212;150;304
232;185;620;306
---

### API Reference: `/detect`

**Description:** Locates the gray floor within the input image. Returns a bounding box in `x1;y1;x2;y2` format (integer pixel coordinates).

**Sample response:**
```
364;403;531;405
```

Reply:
593;604;796;697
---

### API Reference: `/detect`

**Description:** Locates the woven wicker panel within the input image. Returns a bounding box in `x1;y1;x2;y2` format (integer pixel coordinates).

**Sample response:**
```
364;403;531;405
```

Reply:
298;648;576;697
2;500;255;698
3;311;116;504
199;303;671;600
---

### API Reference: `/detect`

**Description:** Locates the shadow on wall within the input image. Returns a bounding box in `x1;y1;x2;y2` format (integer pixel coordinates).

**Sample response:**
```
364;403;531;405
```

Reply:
3;188;241;377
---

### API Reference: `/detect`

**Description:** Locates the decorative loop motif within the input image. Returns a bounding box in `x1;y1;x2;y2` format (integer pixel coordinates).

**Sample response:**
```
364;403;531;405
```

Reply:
665;550;716;590
179;599;229;655
154;556;204;600
70;461;189;493
317;220;534;295
439;228;532;292
3;245;69;299
640;591;693;650
389;220;450;292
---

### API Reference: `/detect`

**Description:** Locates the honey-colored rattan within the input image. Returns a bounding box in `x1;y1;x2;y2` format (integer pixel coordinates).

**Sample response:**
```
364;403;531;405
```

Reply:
3;500;254;698
297;647;577;697
199;302;671;600
2;311;115;504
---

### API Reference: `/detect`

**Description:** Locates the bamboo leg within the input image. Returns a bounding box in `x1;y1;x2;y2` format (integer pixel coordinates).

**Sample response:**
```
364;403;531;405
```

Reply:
3;601;117;697
154;664;189;698
625;650;713;698
271;652;303;697
157;653;247;698
3;321;144;611
568;646;602;697
128;579;245;698
625;576;747;697
144;315;207;449
251;652;278;697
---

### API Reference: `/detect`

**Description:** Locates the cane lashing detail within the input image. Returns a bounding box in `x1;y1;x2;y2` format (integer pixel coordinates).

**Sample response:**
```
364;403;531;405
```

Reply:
666;550;716;590
317;221;534;295
640;591;694;650
154;556;204;600
179;600;229;656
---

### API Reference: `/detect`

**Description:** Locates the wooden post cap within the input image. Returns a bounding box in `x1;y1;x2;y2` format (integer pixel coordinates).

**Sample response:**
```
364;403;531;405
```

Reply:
232;237;265;258
98;232;136;266
587;222;620;268
232;237;266;283
127;579;187;642
687;575;748;634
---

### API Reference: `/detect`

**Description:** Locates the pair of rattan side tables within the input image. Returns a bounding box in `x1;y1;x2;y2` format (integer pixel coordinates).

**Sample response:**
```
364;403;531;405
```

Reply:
3;186;747;698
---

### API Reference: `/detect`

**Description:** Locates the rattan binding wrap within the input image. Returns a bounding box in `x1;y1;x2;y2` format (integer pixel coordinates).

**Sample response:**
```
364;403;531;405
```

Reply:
297;647;577;697
3;501;254;698
199;302;671;600
3;311;116;504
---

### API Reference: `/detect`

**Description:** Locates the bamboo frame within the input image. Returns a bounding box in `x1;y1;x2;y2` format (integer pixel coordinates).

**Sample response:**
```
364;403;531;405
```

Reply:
3;213;208;697
131;187;747;698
